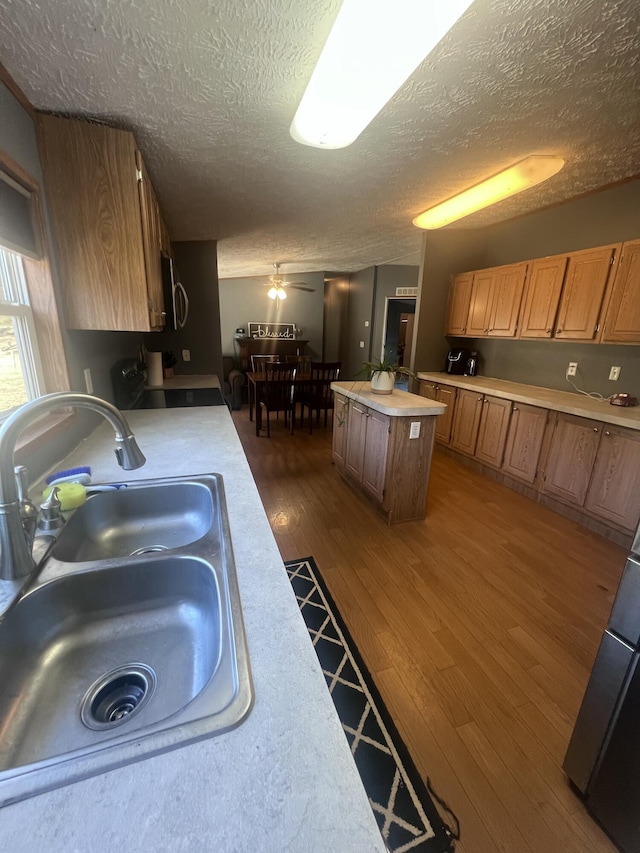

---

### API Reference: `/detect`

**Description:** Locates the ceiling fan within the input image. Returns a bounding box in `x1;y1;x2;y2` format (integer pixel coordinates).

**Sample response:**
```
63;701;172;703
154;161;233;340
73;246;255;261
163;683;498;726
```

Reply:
265;263;315;300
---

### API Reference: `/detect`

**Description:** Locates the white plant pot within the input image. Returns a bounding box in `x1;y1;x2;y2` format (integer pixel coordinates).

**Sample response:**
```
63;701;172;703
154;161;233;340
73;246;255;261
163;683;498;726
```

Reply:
370;371;396;395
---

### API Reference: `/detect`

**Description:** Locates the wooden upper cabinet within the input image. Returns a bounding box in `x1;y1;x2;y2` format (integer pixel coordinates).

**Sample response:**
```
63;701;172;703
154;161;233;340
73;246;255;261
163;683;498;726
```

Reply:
37;114;167;332
601;240;640;343
501;403;548;484
584;426;640;531
518;255;567;339
445;272;473;336
488;263;528;337
466;269;495;337
475;395;512;468
451;389;484;456
554;245;619;340
542;414;603;506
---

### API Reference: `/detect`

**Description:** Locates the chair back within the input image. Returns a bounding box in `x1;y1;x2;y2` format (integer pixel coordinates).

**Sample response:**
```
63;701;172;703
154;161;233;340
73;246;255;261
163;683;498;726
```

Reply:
285;355;312;371
263;363;296;408
251;354;281;373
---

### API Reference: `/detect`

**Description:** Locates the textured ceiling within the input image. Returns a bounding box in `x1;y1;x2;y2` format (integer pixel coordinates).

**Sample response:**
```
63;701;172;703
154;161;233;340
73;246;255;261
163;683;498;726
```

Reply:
0;0;639;278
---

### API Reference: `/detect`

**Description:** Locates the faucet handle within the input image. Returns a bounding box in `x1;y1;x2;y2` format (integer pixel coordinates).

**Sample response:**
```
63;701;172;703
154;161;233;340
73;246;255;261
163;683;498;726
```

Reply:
39;486;65;531
14;465;30;503
15;465;38;545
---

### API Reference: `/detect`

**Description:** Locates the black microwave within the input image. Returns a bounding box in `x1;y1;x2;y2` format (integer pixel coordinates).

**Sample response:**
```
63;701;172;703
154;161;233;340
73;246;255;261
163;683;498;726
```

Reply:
161;255;189;330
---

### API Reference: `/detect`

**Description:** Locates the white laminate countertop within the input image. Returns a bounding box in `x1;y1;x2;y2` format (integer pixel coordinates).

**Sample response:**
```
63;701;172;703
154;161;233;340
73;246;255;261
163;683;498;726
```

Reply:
146;373;221;390
0;407;385;853
332;380;446;416
417;373;640;432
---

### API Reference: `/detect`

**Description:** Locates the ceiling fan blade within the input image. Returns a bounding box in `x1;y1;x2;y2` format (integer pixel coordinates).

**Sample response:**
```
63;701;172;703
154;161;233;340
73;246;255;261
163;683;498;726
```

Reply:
289;285;315;292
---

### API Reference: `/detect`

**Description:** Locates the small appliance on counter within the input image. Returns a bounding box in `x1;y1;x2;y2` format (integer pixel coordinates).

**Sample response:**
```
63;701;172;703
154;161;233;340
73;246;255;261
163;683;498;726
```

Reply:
445;347;470;375
464;351;478;376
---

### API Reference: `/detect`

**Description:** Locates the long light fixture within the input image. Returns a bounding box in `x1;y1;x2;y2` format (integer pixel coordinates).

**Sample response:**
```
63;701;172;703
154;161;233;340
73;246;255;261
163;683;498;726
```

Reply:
290;0;475;150
412;155;565;229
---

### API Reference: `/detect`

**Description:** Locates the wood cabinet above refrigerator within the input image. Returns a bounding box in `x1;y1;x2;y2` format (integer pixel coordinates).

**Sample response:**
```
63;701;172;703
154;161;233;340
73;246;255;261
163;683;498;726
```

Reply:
37;113;169;331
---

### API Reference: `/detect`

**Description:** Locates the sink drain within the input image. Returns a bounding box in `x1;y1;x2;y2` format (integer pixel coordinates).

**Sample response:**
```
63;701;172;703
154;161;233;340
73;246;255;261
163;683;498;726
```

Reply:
81;664;157;730
129;544;169;556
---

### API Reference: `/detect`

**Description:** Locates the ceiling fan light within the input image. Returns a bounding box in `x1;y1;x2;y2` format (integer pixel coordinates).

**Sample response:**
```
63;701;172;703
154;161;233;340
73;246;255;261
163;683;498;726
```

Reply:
290;0;474;150
413;155;565;229
277;287;287;300
268;286;279;299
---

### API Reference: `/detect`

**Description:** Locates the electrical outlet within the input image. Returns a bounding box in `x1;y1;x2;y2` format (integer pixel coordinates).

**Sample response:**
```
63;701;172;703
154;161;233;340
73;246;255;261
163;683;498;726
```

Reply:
409;421;421;439
567;362;578;377
609;366;621;381
83;368;93;394
359;341;365;348
182;349;191;362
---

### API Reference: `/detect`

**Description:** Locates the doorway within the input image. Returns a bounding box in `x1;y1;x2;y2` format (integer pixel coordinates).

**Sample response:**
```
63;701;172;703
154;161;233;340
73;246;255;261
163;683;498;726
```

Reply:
381;297;416;387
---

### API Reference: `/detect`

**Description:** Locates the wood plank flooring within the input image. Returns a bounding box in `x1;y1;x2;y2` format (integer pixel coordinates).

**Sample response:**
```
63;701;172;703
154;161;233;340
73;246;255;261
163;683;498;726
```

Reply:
232;410;626;853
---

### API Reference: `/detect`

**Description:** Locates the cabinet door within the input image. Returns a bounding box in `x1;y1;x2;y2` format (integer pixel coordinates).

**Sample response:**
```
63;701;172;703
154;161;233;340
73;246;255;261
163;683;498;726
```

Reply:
601;240;640;343
584;426;640;530
518;255;567;339
450;389;484;456
418;381;437;400
332;394;348;467
445;273;473;336
38;114;151;331
362;410;390;501
434;385;457;445
554;246;618;340
475;396;512;467
543;414;603;506
488;263;528;337
466;270;495;337
501;403;548;484
345;403;368;482
136;151;165;330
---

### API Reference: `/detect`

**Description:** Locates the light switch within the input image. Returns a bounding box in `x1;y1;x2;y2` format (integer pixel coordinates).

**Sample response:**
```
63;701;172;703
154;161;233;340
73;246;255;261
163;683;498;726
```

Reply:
409;421;421;439
359;341;365;348
182;349;191;362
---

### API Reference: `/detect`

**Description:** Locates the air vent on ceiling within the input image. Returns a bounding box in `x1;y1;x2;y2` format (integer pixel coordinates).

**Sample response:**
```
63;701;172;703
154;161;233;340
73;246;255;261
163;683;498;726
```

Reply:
395;287;417;297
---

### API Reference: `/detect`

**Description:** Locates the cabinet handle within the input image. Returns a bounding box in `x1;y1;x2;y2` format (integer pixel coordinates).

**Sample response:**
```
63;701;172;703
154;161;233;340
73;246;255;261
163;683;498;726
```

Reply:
593;427;599;433
513;406;519;412
477;397;483;401
604;430;611;436
461;327;466;333
484;328;489;333
546;329;551;334
556;328;562;334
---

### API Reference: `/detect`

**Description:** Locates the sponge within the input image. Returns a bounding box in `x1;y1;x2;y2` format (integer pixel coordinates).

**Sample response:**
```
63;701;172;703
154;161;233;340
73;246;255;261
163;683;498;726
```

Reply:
42;482;87;512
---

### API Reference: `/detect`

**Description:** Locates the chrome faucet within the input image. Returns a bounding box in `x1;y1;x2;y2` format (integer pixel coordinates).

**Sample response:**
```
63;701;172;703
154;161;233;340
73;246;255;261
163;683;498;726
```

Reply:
0;392;146;581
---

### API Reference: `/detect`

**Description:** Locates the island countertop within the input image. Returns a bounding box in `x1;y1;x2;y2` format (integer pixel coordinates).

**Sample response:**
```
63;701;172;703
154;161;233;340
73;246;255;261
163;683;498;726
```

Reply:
0;407;385;852
331;380;446;416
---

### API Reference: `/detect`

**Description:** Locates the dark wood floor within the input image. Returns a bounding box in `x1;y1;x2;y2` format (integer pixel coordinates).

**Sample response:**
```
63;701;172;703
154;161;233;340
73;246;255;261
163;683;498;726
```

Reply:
232;409;626;853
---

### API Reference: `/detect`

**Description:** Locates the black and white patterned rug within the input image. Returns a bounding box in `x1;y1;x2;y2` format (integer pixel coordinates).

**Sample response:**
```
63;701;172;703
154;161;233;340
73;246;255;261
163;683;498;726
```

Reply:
285;557;457;853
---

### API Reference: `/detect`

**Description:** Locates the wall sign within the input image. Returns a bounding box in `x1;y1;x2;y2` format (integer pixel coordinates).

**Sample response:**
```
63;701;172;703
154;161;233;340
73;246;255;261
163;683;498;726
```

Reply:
248;322;296;339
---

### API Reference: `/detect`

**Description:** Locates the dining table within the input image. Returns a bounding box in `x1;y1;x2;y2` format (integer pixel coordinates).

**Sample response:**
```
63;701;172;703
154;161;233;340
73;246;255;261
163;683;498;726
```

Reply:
246;370;311;424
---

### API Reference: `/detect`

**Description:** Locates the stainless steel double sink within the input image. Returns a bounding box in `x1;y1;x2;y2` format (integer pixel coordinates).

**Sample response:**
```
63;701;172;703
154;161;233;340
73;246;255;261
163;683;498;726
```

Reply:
0;474;253;806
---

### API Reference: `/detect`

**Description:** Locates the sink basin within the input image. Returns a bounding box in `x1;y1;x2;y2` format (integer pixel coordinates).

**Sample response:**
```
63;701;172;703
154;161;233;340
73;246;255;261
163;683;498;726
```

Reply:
53;480;215;562
0;474;253;806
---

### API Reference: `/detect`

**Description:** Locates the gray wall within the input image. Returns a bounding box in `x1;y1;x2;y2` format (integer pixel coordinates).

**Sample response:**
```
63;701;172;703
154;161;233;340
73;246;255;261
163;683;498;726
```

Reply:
218;271;325;364
145;241;222;379
342;266;376;380
323;275;349;363
371;264;418;361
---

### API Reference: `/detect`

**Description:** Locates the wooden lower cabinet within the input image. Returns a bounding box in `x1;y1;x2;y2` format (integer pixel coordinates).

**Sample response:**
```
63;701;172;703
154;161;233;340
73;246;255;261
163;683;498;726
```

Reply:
584;426;640;530
501;403;548;484
450;389;484;455
418;381;457;445
542;414;603;506
475;396;512;467
333;393;436;523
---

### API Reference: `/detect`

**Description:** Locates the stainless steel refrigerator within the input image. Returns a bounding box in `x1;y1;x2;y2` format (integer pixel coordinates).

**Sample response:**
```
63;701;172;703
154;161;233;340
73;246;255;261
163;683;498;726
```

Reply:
564;523;640;851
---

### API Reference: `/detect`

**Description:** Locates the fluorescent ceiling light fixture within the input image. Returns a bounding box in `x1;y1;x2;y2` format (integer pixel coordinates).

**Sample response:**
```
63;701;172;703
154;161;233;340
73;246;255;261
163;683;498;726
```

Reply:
290;0;475;149
413;155;565;229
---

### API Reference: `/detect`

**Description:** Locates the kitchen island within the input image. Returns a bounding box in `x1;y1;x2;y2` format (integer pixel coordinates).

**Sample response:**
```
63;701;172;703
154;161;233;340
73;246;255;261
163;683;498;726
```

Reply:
0;406;385;852
331;381;446;523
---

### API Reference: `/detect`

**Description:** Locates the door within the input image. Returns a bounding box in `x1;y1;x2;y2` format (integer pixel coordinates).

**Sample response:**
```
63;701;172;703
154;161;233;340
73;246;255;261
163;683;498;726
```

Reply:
451;389;484;456
584;426;640;531
543;414;603;505
519;255;567;339
362;409;390;501
332;394;349;467
445;272;473;335
501;403;548;484
554;245;618;340
475;396;512;467
601;239;640;343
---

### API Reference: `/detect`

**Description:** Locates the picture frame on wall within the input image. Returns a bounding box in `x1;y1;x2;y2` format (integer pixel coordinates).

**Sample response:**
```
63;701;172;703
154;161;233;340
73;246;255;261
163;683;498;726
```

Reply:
248;322;296;339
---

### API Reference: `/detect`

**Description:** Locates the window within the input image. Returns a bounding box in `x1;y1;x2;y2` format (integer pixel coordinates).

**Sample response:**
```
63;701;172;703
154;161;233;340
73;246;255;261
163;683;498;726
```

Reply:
0;247;45;417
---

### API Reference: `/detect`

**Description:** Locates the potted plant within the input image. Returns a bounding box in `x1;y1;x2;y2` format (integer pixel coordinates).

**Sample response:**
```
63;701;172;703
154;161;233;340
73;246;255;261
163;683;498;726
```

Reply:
359;351;415;395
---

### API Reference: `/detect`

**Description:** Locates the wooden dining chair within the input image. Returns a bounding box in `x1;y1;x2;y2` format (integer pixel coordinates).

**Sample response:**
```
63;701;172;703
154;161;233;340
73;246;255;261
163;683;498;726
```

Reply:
300;362;341;433
251;354;281;373
257;364;297;437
